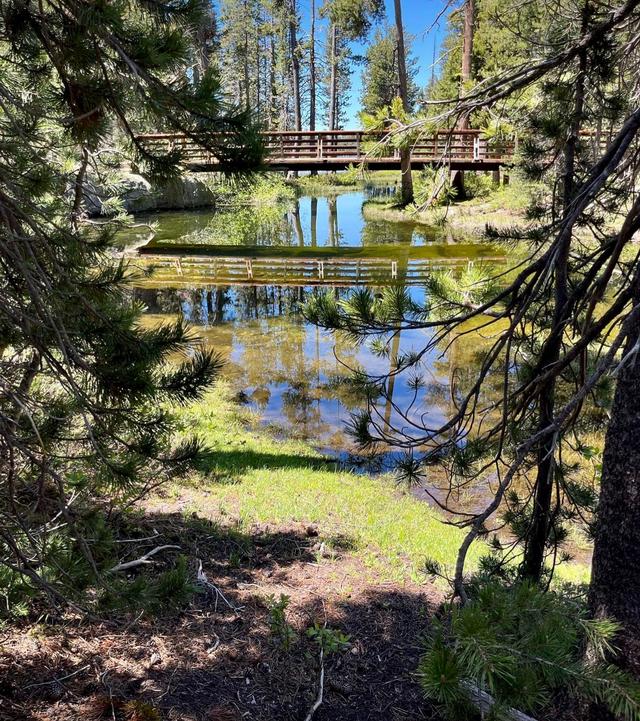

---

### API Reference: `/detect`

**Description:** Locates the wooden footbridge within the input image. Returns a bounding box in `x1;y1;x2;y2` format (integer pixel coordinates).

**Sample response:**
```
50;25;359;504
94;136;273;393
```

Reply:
135;129;515;172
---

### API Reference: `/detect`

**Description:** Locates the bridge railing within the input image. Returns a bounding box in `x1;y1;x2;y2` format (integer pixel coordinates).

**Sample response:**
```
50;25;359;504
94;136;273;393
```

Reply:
135;129;517;167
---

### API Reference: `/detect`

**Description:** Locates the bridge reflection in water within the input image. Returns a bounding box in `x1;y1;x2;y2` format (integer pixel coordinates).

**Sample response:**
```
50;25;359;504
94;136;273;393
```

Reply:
134;249;504;287
135;234;506;288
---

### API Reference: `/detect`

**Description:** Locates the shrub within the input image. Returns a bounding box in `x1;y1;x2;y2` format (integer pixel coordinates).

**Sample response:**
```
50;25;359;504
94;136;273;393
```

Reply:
462;172;495;199
419;580;640;720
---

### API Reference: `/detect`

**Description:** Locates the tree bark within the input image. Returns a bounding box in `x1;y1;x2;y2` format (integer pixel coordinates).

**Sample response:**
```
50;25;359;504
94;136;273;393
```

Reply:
309;0;316;131
255;7;261;115
589;293;640;688
269;35;277;129
309;0;318;175
461;0;474;88
328;23;338;131
192;0;213;85
392;0;413;205
455;0;475;196
243;40;250;108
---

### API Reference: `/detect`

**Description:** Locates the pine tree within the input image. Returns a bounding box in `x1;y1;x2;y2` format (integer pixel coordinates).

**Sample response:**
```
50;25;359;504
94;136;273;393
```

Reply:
321;0;384;129
0;0;262;605
360;26;418;116
306;0;640;686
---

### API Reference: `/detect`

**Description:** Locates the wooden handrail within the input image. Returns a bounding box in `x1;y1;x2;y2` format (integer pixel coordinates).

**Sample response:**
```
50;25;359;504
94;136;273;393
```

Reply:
132;128;604;170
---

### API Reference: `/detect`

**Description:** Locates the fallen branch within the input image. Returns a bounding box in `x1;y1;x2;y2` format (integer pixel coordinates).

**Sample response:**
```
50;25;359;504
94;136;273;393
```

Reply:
108;545;180;573
303;647;324;721
462;682;537;721
24;664;91;690
196;558;242;612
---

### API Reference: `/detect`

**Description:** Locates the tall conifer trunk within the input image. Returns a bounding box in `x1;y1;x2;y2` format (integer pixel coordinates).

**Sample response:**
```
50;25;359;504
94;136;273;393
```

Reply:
393;0;413;205
454;0;474;197
309;0;316;131
521;27;588;582
461;0;474;91
288;0;302;131
309;0;318;174
269;35;277;129
328;23;338;130
588;291;640;692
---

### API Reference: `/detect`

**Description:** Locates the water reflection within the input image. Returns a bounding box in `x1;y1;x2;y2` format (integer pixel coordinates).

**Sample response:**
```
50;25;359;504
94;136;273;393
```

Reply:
131;188;502;480
124;187;454;250
136;283;488;466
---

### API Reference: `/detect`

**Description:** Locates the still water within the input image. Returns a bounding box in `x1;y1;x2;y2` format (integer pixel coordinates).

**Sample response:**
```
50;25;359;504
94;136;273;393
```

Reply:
130;187;498;467
127;186;450;249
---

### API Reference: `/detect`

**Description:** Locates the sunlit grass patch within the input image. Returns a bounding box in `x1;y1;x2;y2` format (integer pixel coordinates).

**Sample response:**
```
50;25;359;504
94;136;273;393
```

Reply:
168;381;592;587
173;382;484;583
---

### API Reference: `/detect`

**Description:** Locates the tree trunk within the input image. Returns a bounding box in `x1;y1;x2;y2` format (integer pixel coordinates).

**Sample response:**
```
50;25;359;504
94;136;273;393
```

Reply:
192;0;212;85
589;299;640;695
461;0;474;87
255;8;261;115
309;0;316;131
328;23;338;131
288;0;302;132
589;296;640;669
521;35;588;582
393;0;413;205
269;35;277;129
243;37;250;109
309;0;318;175
455;0;475;196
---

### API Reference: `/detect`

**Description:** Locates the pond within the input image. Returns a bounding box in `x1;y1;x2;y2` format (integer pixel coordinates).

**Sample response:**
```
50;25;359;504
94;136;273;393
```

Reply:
128;186;502;478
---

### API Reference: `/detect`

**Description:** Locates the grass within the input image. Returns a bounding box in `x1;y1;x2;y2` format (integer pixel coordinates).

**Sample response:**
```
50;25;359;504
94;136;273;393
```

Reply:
361;174;537;234
289;168;403;193
161;382;591;587
165;381;484;584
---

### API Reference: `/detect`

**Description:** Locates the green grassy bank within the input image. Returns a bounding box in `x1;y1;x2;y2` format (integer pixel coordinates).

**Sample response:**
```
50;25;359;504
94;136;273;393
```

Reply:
153;382;590;587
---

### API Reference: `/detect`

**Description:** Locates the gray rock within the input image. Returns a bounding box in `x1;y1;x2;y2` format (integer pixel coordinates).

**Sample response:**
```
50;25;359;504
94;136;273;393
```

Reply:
86;173;217;215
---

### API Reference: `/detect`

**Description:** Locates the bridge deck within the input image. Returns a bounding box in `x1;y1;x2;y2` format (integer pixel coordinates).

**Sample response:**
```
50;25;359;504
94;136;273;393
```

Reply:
136;129;516;171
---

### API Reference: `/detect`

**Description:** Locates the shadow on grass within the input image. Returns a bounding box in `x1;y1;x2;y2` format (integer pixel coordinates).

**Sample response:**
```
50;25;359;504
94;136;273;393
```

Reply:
195;448;338;477
4;510;438;721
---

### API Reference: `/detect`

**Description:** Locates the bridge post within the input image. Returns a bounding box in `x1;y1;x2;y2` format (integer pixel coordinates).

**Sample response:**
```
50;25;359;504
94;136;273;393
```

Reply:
473;135;481;161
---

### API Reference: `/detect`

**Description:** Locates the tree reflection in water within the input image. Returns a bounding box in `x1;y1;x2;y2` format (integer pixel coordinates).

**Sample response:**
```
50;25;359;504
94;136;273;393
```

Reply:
133;281;502;477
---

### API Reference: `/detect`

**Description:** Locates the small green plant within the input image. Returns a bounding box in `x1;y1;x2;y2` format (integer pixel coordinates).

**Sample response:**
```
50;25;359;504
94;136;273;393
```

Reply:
462;172;494;199
306;623;350;655
414;167;457;207
418;580;640;720
266;593;298;650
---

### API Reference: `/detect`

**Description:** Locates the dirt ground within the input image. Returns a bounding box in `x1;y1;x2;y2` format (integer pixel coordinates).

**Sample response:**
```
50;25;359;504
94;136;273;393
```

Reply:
1;510;443;721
